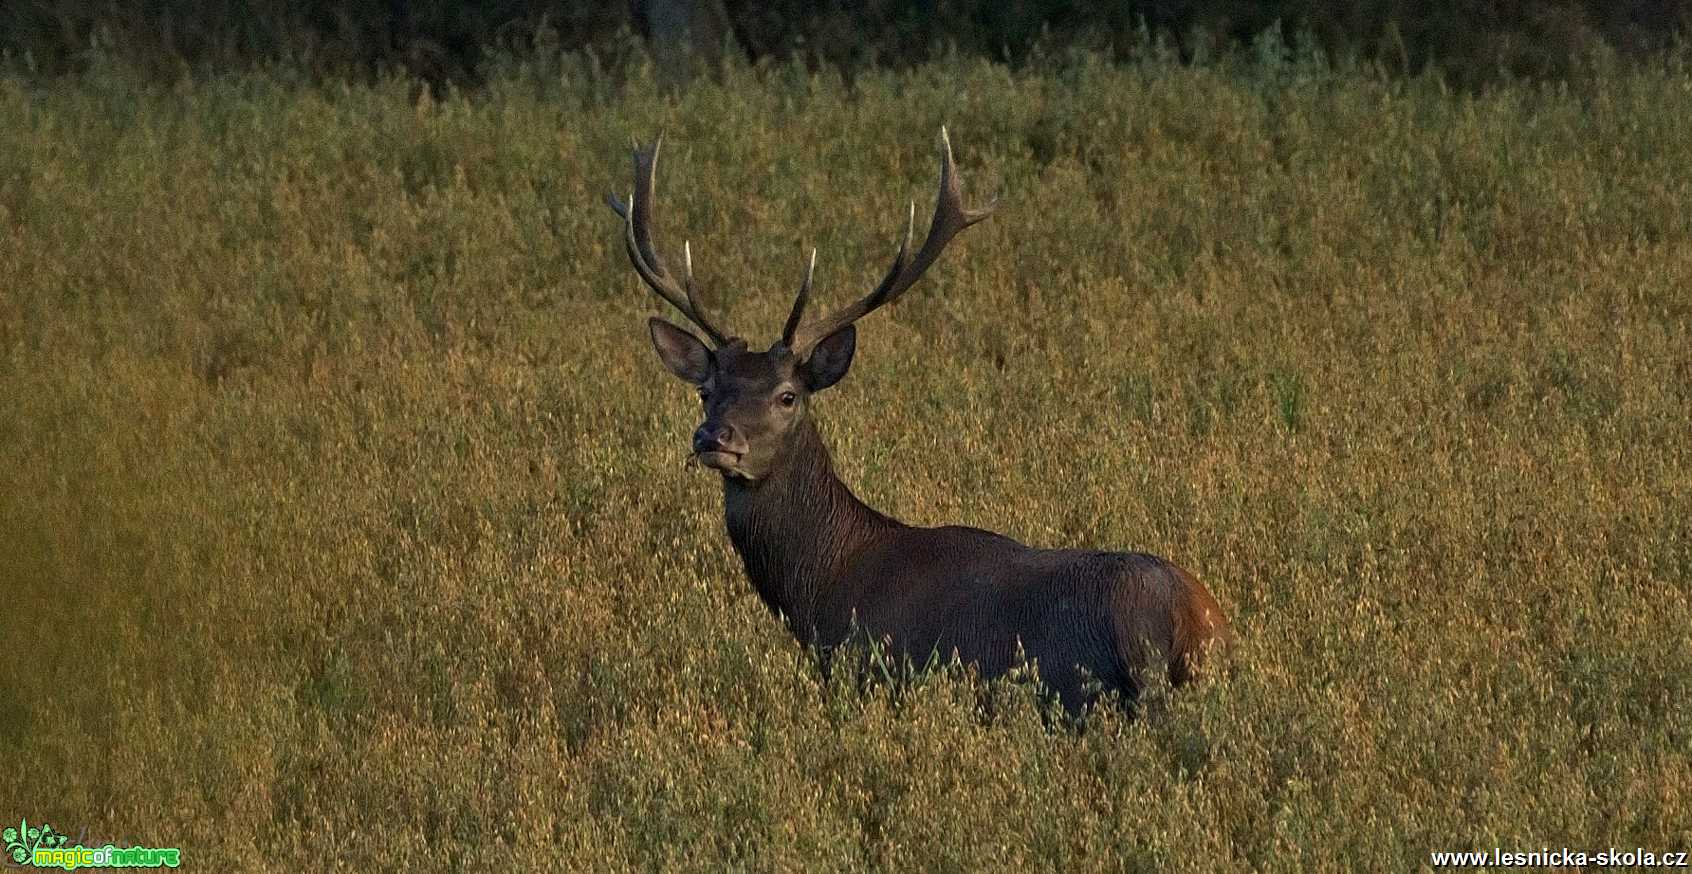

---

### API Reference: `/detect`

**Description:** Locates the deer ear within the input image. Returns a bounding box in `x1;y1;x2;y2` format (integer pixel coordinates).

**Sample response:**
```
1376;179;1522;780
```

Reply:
648;317;712;384
802;325;856;392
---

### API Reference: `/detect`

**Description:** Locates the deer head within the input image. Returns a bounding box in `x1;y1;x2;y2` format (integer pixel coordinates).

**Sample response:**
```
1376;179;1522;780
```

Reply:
606;129;995;482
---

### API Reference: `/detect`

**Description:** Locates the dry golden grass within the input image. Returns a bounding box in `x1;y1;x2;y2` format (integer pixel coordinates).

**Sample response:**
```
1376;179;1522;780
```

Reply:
2;50;1689;869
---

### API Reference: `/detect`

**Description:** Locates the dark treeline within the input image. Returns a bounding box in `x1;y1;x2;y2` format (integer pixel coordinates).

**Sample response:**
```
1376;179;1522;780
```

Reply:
2;0;1688;87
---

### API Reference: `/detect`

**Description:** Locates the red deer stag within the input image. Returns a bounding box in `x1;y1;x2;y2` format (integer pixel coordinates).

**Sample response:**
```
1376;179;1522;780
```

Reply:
606;129;1230;713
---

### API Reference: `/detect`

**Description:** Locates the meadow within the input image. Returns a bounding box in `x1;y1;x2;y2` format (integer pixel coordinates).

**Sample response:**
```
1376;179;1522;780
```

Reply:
1;47;1689;869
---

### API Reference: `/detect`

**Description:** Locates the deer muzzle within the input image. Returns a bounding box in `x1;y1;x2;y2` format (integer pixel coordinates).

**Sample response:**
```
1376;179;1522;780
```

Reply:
692;422;748;473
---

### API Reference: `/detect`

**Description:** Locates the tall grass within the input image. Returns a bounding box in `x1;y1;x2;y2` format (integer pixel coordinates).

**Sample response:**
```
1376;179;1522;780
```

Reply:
1;49;1688;869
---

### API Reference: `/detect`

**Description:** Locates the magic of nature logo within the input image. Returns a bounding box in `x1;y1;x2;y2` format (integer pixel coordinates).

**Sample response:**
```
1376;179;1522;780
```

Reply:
4;818;180;870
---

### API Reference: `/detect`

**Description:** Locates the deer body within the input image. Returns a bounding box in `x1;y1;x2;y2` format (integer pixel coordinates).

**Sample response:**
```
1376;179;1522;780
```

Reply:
722;409;1225;711
608;130;1230;713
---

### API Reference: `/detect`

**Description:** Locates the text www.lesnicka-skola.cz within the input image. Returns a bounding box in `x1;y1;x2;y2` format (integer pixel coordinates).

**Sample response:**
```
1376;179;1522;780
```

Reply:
1430;848;1687;868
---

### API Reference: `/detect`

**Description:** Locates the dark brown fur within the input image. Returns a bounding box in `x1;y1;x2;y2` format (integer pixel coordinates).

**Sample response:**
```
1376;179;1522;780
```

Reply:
662;339;1230;713
613;131;1230;714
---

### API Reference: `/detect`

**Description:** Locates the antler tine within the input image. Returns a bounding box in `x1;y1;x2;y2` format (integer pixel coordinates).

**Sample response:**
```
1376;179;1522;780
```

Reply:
780;247;818;350
604;136;731;345
789;126;995;357
681;240;716;333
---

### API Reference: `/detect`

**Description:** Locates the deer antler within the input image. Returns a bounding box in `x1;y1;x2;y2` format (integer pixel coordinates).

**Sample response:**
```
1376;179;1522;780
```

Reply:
782;127;996;357
780;247;817;347
605;135;731;346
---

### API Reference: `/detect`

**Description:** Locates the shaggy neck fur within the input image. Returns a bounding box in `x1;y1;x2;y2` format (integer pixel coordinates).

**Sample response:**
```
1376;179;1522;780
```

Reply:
721;417;895;645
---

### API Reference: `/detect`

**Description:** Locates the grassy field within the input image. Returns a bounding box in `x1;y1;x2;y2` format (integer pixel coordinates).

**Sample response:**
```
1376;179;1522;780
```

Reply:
2;49;1689;869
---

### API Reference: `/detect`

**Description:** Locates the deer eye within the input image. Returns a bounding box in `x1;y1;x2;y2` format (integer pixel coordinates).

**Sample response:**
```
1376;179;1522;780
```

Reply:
778;391;798;408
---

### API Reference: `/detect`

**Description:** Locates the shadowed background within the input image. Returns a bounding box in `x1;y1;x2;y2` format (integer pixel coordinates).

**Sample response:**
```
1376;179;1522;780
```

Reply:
3;0;1690;89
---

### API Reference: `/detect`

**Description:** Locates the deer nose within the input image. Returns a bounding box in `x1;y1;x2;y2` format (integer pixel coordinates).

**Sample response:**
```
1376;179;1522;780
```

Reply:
693;423;741;454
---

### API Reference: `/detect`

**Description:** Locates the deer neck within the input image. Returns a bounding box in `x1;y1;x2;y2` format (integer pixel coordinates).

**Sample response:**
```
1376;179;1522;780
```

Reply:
721;418;893;645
